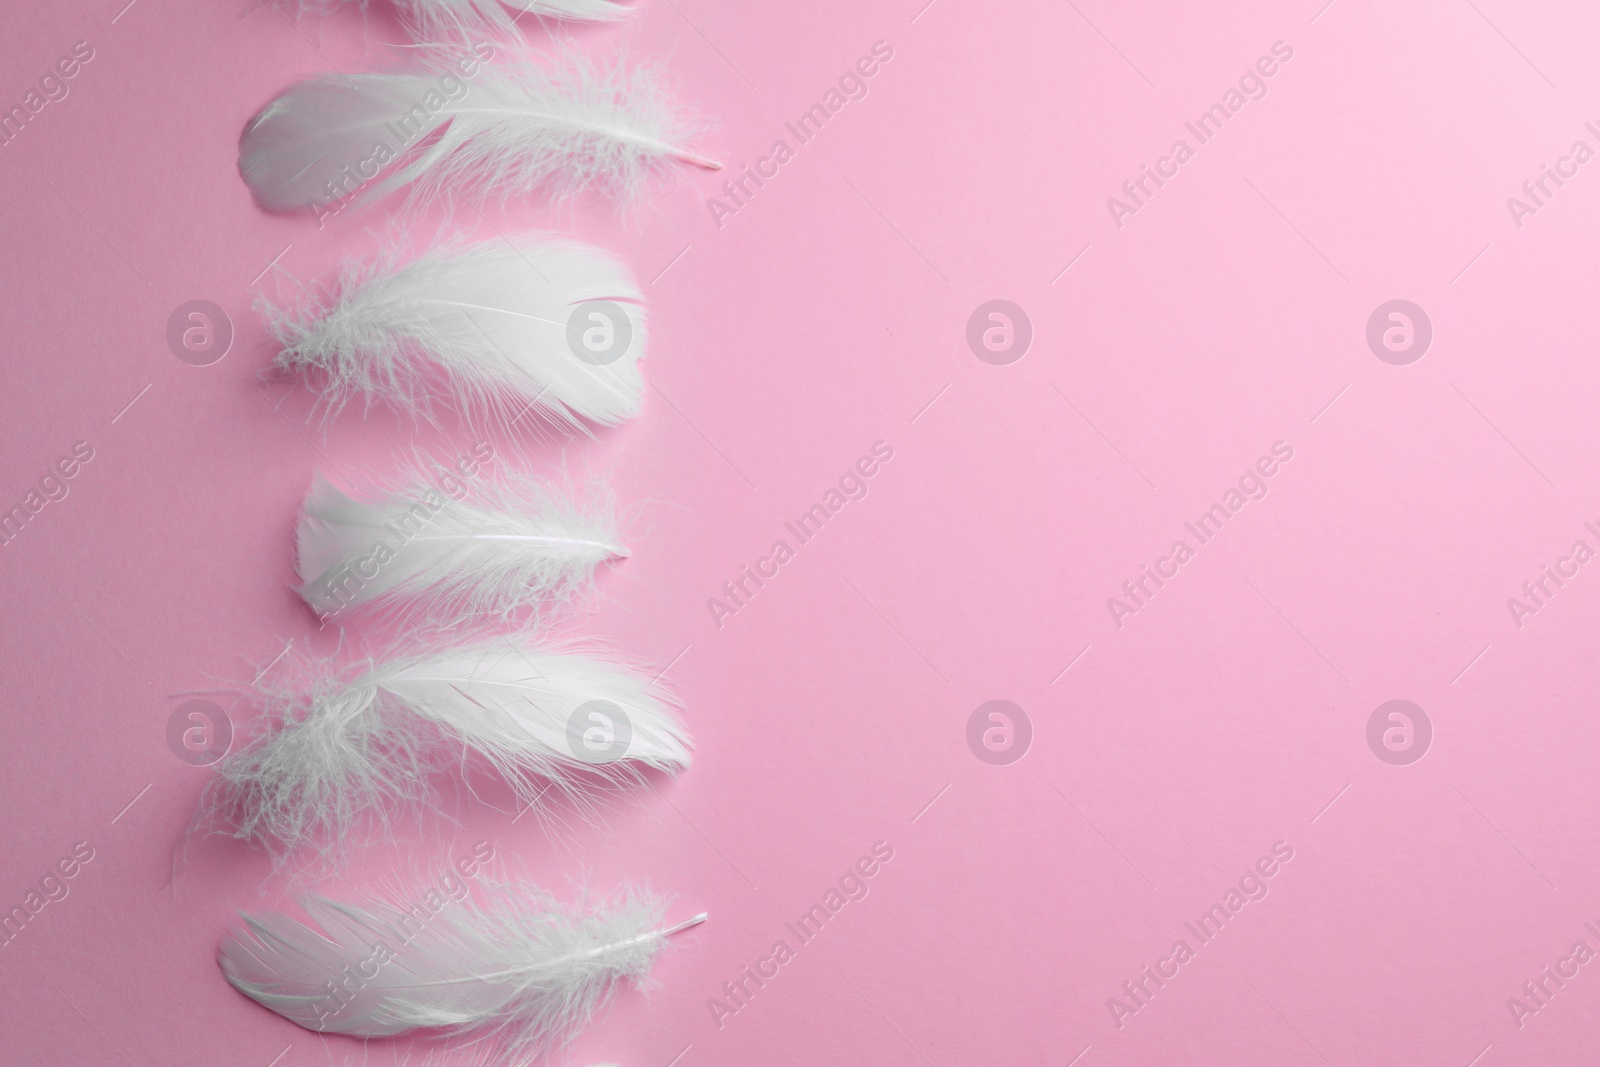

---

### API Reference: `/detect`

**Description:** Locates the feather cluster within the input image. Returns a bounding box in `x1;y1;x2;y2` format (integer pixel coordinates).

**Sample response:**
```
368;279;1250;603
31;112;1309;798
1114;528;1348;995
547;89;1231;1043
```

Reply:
265;237;649;429
220;882;702;1062
239;52;717;216
203;642;690;860
223;6;712;1055
297;467;626;626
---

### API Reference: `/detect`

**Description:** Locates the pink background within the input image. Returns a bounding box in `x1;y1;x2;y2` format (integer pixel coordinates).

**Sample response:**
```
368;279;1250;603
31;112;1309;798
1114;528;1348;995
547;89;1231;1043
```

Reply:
5;0;1600;1063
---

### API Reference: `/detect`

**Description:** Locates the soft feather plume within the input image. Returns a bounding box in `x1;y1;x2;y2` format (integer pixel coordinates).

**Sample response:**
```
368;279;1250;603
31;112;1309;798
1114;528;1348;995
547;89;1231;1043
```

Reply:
220;882;704;1062
202;641;690;861
351;1049;620;1067
264;237;648;428
300;0;631;42
239;51;718;216
391;0;633;40
298;466;626;625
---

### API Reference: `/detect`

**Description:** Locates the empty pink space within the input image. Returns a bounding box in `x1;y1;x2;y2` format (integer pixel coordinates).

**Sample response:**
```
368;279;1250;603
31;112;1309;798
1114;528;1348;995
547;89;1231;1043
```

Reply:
4;0;1600;1064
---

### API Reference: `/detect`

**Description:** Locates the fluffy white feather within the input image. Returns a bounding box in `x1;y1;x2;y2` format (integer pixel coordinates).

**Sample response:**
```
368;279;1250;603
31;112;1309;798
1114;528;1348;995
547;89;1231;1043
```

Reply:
239;52;718;215
297;468;626;625
220;883;704;1061
392;0;633;40
265;237;648;428
203;642;690;860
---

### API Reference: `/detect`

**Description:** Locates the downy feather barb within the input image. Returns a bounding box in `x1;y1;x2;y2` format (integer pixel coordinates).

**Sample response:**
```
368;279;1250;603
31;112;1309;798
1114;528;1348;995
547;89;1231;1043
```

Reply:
202;642;690;860
264;236;649;428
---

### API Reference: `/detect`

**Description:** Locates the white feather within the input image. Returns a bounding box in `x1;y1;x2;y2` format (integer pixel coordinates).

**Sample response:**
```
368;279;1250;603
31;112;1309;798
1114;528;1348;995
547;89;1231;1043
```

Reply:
204;641;690;860
392;0;633;40
297;467;626;625
264;237;648;428
220;883;704;1061
239;52;718;215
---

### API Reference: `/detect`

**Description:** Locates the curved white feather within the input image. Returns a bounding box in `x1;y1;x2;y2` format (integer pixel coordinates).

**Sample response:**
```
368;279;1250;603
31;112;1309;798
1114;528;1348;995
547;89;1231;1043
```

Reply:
204;642;690;859
239;54;717;216
266;237;648;428
298;469;626;625
220;884;703;1058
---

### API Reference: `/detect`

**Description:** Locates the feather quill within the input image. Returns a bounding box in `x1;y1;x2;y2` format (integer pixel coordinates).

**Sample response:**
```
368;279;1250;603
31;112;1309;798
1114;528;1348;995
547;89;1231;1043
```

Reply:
265;237;648;428
203;641;690;860
239;52;718;216
220;883;704;1061
297;467;626;625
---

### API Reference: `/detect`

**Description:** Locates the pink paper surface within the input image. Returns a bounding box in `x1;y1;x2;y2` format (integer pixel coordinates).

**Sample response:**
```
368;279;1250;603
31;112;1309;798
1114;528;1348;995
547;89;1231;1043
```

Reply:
4;0;1600;1063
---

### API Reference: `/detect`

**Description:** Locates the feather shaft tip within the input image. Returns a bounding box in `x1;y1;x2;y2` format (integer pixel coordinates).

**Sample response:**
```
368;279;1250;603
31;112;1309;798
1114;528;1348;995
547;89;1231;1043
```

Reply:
676;149;722;170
